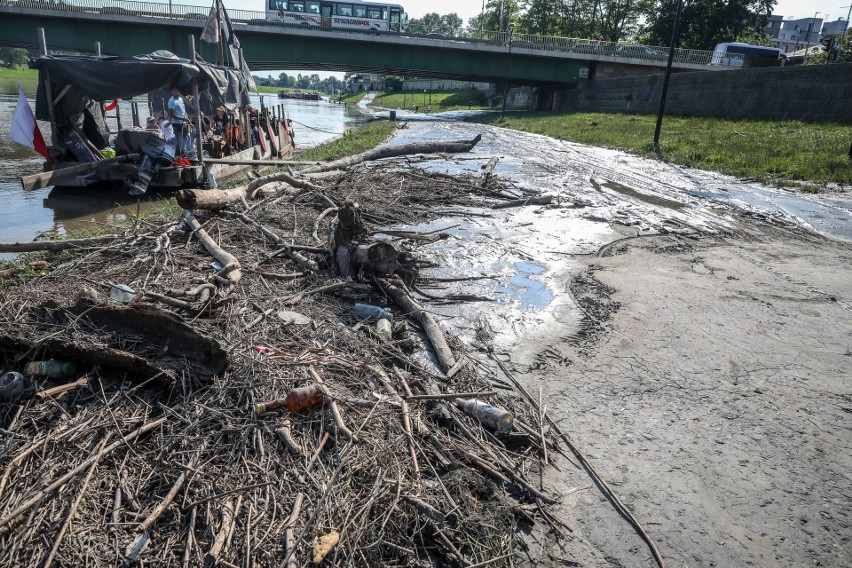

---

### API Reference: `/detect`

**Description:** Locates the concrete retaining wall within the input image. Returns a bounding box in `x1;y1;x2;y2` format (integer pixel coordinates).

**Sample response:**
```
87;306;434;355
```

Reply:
558;64;852;122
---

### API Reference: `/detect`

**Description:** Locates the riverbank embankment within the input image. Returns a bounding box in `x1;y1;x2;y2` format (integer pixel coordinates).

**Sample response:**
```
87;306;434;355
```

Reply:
469;111;852;190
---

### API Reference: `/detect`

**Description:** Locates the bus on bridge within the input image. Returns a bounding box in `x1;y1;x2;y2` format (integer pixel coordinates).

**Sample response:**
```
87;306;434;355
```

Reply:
267;0;406;34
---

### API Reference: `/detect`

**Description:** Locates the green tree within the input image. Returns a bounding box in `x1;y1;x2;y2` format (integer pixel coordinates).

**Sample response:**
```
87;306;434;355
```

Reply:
0;47;28;69
597;0;653;42
385;75;404;91
466;13;485;37
807;32;852;64
641;0;776;50
481;0;521;32
519;0;561;35
407;12;464;35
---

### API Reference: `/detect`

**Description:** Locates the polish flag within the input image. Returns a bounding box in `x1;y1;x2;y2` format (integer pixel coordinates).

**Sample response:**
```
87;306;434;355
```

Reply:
10;84;50;161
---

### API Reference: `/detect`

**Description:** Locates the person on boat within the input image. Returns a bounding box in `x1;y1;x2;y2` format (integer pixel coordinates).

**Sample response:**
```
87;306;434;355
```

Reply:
168;87;188;156
211;106;230;136
184;122;198;160
145;116;158;131
157;117;175;143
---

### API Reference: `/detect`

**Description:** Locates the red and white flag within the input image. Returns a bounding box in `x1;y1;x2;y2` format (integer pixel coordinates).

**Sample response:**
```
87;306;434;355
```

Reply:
10;83;50;161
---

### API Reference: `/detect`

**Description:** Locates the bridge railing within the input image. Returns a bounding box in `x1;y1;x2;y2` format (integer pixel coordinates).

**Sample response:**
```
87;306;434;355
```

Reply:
3;0;727;66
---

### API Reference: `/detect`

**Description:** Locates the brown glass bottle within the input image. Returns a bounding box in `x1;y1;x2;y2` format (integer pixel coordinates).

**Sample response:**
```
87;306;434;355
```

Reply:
254;384;324;414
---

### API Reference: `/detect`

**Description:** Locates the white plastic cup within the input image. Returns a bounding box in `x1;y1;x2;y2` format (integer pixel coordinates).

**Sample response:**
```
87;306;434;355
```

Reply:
109;284;136;304
376;318;392;341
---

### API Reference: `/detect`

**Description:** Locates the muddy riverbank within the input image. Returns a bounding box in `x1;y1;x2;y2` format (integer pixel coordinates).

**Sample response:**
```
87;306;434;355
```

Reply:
382;121;852;566
509;222;852;567
1;118;849;567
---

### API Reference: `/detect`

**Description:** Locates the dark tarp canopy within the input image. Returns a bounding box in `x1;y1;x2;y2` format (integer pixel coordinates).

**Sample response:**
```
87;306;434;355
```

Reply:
34;52;252;122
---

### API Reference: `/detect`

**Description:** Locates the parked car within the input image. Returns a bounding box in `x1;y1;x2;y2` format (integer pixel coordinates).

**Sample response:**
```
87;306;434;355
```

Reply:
615;45;667;60
568;43;616;55
510;39;539;49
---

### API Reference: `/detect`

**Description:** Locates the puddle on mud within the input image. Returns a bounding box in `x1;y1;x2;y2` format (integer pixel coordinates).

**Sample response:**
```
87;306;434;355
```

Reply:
497;262;553;310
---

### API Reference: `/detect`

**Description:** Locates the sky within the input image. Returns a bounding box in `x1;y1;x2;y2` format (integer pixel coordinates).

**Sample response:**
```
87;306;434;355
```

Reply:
218;0;850;78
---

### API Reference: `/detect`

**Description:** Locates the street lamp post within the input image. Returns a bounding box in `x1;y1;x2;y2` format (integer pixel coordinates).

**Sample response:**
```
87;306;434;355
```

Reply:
804;11;820;64
500;24;515;121
653;0;684;151
841;5;852;54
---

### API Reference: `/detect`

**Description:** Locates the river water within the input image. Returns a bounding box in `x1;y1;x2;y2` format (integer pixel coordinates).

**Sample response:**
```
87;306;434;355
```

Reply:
0;93;366;245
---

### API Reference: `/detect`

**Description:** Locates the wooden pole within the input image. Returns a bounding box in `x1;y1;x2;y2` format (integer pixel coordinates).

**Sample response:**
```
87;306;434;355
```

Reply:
115;100;123;131
189;35;205;166
95;41;101;57
38;28;58;145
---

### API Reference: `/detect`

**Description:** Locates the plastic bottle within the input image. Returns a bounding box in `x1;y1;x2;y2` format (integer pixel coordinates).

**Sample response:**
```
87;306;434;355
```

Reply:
375;318;392;342
354;303;392;321
23;360;78;379
254;384;324;414
109;284;136;304
460;399;514;432
0;371;36;402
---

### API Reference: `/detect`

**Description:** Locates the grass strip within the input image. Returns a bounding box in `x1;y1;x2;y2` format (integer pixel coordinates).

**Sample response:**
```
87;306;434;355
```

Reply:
333;91;368;104
468;111;851;188
370;89;488;112
296;120;396;163
0;67;39;97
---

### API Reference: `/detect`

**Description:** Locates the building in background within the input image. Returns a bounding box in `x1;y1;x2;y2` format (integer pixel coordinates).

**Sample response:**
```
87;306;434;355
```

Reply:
821;17;850;38
772;16;823;53
763;15;783;40
346;74;384;92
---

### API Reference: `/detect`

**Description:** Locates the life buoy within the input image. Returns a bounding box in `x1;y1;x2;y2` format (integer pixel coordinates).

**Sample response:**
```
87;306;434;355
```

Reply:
104;99;118;111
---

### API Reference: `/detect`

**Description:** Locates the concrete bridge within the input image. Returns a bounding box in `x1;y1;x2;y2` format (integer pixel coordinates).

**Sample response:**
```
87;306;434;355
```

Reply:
0;0;726;85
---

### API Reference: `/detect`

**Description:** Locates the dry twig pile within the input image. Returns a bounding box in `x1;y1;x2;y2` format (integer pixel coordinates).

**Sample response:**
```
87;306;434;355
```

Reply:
0;150;570;567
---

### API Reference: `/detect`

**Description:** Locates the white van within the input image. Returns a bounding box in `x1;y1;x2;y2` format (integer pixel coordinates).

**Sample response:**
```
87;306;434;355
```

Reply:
711;43;788;67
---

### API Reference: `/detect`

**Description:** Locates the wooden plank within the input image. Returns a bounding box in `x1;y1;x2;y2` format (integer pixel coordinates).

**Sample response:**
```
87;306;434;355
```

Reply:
21;153;139;191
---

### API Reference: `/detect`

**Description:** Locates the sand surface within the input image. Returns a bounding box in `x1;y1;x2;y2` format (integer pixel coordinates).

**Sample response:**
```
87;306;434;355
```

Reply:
504;221;851;567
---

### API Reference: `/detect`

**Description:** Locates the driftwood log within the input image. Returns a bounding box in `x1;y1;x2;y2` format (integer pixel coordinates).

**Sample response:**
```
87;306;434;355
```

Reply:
0;235;118;254
480;156;500;187
300;135;483;174
233;213;321;272
382;282;456;373
183;211;242;285
351;242;400;275
492;195;554;209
